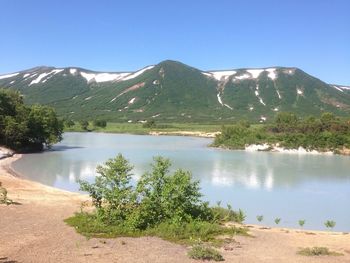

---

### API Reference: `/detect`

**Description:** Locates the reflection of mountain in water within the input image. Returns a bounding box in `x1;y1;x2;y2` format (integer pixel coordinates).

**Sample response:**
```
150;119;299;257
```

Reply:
12;133;350;193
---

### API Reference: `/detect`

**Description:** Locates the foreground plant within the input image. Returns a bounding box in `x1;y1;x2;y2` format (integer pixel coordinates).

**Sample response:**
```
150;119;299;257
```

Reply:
324;220;336;231
298;219;305;228
274;218;281;225
188;243;224;261
256;215;264;222
297;247;343;256
66;154;247;249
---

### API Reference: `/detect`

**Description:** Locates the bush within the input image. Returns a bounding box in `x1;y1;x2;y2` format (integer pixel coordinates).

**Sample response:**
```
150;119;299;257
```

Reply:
188;244;224;261
78;155;214;229
93;119;107;128
79;120;89;130
68;154;248;247
142;119;156;128
297;247;343;256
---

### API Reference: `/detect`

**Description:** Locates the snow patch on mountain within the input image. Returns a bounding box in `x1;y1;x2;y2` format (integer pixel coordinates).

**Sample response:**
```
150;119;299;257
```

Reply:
123;65;154;81
235;73;250;80
30;72;52;85
0;73;19;80
217;93;223;105
265;68;277;80
70;68;77;75
80;72;130;83
247;69;264;78
207;70;237;81
128;97;136;104
333;85;344;92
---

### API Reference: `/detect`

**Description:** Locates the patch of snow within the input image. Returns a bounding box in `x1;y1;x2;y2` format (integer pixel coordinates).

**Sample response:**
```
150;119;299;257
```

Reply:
259;98;266;106
85;96;92;100
339;86;350;90
255;90;259;96
276;89;282;99
128;97;136;104
110;97;117;103
153;79;159;85
207;70;237;81
80;71;130;83
333;85;344;92
249;106;254;111
152;114;160;118
273;107;279;111
265;68;277;80
10;80;15;84
72;96;78;99
260;116;267;121
0;73;19;80
224;104;233;110
235;73;250;80
217;93;223;105
297;88;303;95
122;65;154;81
201;72;212;77
29;72;52;85
70;68;77;75
128;120;132;123
23;73;30;78
247;69;264;78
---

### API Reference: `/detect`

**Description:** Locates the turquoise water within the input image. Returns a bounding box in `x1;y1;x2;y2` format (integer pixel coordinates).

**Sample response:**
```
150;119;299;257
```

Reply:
12;132;350;231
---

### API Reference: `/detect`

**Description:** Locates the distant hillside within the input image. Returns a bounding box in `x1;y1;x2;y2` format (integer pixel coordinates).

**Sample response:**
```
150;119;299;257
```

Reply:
1;60;349;123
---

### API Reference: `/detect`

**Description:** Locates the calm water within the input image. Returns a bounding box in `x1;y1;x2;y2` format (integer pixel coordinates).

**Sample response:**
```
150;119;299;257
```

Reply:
12;132;350;231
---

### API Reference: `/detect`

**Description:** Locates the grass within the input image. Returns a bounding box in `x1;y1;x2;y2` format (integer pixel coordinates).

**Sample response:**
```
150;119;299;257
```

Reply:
64;122;222;135
188;244;224;261
297;247;343;256
65;212;248;245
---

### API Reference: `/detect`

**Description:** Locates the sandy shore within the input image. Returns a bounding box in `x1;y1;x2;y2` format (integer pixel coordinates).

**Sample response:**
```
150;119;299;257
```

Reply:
0;153;349;263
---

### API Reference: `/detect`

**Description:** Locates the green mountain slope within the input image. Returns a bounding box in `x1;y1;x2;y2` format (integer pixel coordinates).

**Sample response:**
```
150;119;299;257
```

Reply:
0;60;349;123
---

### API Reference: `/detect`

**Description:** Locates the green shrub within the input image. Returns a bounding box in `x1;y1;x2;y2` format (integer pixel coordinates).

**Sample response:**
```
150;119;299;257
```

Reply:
188;244;224;261
297;247;343;256
68;154;248;245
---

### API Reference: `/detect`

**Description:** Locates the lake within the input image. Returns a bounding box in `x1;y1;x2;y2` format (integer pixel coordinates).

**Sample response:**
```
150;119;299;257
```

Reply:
12;132;350;231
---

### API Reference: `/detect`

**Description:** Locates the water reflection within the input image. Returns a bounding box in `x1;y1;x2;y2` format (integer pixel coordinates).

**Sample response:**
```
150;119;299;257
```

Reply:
11;132;350;231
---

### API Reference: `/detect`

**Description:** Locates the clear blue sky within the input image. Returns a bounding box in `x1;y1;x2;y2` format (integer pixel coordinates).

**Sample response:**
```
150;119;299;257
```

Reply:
1;0;349;85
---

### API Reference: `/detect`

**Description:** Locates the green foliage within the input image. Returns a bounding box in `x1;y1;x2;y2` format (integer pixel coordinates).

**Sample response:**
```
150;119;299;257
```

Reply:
256;215;264;222
298;219;306;228
0;89;63;151
214;112;350;152
188;244;224;261
297;247;343;256
93;119;107;128
64;119;75;128
78;155;219;230
324;220;336;230
69;155;248;247
142;119;156;128
274;218;281;225
79;120;89;130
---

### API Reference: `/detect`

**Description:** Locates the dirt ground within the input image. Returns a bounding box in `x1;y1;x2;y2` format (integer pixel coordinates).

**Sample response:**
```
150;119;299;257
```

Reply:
0;154;349;263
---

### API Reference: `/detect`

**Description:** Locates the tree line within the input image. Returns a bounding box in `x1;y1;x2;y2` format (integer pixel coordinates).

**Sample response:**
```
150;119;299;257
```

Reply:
213;112;350;152
0;89;63;151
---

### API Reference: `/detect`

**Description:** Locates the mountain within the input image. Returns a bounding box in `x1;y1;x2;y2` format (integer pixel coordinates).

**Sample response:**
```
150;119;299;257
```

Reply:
0;60;349;123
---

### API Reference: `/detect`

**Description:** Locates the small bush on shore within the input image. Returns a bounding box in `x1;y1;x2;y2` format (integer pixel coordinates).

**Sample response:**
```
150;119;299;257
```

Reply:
66;154;248;255
297;247;343;256
188;244;224;261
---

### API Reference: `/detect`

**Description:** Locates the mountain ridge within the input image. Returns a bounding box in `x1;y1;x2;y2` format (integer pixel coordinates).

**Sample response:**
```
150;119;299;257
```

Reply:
0;60;349;123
